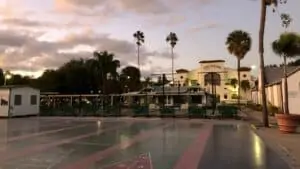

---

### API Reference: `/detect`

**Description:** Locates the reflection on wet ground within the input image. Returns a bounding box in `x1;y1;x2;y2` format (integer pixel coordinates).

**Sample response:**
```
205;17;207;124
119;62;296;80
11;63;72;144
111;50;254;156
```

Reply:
0;118;290;169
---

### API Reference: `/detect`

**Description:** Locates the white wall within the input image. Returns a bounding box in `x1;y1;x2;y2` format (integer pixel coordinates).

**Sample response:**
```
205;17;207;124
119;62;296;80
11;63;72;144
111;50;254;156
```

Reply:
265;84;281;108
0;89;10;117
251;90;259;104
10;87;40;116
286;71;300;115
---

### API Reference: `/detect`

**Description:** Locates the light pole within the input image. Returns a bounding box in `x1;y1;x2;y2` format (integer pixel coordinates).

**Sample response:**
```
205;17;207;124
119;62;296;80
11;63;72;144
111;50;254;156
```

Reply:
106;73;112;109
98;90;103;112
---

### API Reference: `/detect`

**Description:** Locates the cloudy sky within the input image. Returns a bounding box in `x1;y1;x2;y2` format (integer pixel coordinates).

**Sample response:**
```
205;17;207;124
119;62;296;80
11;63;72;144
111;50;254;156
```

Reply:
0;0;299;77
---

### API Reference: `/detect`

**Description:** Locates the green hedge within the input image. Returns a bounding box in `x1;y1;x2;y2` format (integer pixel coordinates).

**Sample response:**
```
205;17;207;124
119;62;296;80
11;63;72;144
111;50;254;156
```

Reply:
160;107;175;117
188;106;207;118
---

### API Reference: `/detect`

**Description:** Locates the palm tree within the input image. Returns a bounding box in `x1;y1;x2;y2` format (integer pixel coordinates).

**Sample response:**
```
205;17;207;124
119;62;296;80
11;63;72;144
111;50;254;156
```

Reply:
226;30;251;108
241;80;251;92
133;31;145;69
166;32;178;84
272;32;300;114
258;0;288;127
230;78;238;88
93;51;120;94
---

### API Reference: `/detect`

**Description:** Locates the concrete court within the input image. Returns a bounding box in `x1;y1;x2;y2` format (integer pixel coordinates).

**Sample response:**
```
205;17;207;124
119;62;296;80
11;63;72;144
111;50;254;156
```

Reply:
0;117;291;169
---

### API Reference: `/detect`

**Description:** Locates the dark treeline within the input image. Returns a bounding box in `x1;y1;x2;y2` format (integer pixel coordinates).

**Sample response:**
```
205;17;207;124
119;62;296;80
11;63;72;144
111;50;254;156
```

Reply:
1;51;154;94
265;58;300;68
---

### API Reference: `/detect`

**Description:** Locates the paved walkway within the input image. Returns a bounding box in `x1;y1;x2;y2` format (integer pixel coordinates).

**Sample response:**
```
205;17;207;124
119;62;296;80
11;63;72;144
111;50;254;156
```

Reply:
0;117;291;169
242;108;300;169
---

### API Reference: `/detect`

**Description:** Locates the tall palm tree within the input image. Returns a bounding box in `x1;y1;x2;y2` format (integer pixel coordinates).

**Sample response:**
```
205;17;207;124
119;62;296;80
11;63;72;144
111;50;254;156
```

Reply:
93;51;120;94
133;31;145;69
258;0;288;127
166;32;178;84
226;30;252;108
272;32;300;114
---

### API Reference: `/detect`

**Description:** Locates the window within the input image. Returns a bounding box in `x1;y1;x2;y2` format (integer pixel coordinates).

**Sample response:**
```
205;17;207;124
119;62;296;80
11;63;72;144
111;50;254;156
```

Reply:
224;94;228;99
243;74;247;78
14;95;22;105
31;95;37;105
204;73;221;86
191;80;198;86
180;76;184;79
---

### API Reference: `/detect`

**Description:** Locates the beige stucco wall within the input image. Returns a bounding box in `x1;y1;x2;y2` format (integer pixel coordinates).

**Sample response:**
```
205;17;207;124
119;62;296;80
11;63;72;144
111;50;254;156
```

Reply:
265;84;281;108
174;72;188;86
174;61;253;101
285;71;300;115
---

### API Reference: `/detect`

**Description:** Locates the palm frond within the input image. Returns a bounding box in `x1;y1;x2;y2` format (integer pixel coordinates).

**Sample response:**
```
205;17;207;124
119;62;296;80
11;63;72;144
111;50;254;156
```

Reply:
226;30;251;59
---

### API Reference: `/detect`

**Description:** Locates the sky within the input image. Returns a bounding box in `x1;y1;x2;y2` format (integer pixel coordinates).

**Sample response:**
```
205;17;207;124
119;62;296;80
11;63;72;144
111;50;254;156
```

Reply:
0;0;299;77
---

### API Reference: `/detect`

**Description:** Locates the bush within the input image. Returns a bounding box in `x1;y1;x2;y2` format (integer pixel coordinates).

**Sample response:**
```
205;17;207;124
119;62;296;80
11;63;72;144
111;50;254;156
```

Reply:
267;104;280;116
247;103;262;111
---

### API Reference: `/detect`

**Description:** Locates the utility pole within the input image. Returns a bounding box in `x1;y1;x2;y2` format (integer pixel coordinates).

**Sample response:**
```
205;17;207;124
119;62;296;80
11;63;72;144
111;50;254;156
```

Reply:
162;74;166;108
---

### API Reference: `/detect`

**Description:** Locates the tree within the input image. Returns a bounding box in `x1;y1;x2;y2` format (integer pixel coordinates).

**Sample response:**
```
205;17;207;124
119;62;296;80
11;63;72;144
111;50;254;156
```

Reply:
0;69;4;85
241;80;251;92
133;31;145;69
288;59;300;66
154;75;169;86
230;78;238;88
142;77;152;88
272;32;300;114
93;51;120;94
120;66;141;92
258;0;288;127
166;32;178;84
226;30;251;108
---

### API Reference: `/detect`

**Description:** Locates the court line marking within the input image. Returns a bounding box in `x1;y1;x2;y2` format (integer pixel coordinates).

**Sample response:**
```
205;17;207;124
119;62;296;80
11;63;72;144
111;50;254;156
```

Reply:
172;124;213;169
149;152;154;169
1;124;90;143
59;123;172;169
1;121;77;134
0;122;133;163
46;149;75;169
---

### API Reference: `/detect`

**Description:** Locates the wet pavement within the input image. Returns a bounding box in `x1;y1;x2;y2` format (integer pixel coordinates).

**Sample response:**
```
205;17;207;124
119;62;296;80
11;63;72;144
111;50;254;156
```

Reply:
0;117;290;169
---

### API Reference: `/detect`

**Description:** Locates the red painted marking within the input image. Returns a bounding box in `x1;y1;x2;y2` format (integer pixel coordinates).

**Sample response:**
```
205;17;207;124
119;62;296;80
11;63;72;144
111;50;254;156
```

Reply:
1;124;89;142
173;124;213;169
0;123;132;163
60;124;171;169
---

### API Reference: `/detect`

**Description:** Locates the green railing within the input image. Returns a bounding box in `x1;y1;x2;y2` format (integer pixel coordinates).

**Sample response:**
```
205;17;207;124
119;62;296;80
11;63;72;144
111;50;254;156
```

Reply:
40;104;121;117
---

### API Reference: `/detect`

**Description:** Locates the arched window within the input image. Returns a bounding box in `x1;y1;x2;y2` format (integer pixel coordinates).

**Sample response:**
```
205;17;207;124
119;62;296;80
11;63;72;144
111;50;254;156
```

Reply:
204;73;221;86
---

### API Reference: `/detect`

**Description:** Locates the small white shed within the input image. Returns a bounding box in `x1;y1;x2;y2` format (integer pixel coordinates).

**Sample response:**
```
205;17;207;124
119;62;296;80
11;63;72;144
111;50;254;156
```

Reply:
0;86;40;117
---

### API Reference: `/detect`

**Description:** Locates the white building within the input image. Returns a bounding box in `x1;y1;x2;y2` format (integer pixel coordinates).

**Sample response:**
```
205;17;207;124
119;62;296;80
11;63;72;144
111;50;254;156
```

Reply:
252;66;300;115
0;86;40;117
174;60;255;102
